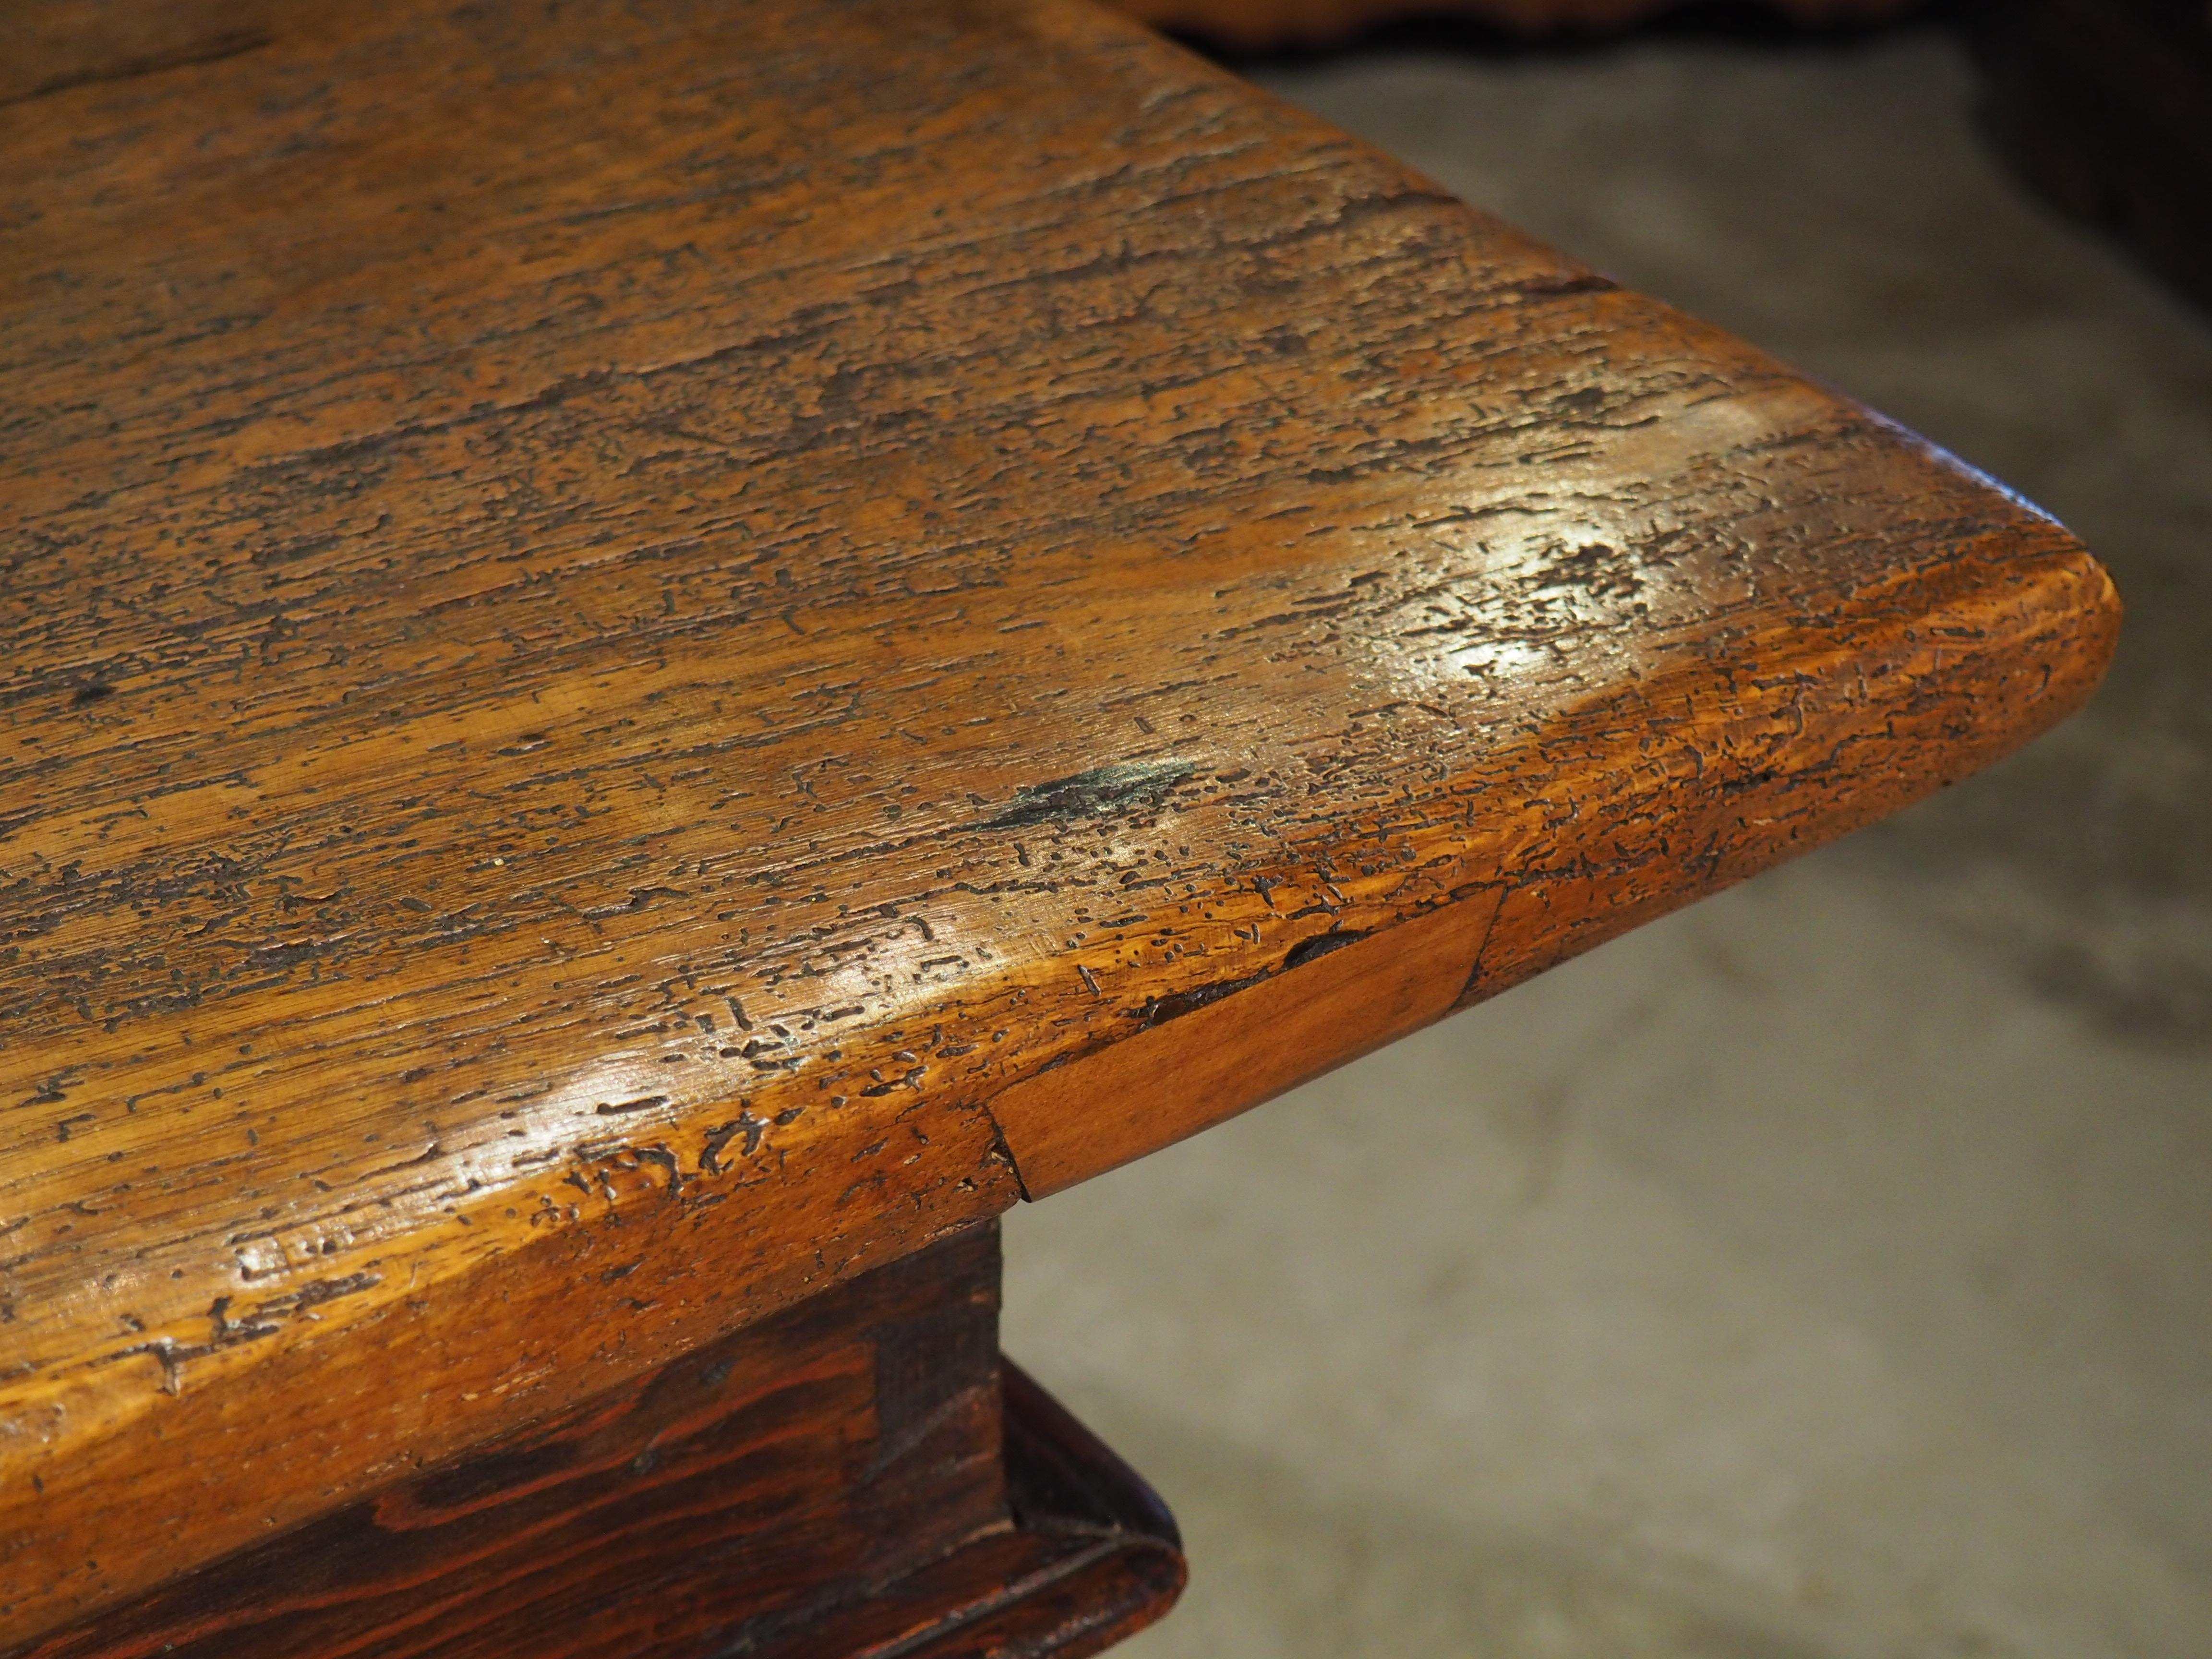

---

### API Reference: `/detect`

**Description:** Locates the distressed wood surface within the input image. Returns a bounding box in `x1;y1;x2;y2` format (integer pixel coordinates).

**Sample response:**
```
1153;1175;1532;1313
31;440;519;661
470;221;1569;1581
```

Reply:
0;0;2114;1643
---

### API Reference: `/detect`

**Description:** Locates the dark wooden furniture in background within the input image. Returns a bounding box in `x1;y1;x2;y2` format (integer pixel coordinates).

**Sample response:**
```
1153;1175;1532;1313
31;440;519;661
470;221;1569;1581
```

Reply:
0;0;2114;1653
1981;0;2212;315
1104;0;1921;52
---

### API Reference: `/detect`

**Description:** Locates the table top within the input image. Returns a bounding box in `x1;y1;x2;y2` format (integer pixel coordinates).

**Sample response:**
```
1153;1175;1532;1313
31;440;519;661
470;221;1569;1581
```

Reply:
0;0;2114;1640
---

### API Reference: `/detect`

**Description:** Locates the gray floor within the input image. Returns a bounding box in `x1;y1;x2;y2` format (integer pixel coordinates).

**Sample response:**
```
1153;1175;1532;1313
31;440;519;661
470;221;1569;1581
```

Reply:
1002;22;2212;1659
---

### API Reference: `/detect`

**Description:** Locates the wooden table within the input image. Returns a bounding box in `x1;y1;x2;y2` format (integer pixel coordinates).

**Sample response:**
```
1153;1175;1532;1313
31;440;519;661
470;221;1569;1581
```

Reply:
0;0;2116;1653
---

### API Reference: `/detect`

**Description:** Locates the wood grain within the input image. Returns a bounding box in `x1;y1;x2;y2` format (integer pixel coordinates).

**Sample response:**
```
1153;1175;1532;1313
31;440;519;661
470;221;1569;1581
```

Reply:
0;0;2114;1642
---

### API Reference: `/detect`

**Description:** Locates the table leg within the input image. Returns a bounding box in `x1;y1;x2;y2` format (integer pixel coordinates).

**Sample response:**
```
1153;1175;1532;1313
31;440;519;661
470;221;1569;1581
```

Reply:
24;1225;1183;1659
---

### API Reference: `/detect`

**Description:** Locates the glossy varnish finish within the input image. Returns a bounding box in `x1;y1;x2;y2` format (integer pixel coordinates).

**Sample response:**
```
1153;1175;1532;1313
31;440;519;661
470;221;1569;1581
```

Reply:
0;0;2114;1642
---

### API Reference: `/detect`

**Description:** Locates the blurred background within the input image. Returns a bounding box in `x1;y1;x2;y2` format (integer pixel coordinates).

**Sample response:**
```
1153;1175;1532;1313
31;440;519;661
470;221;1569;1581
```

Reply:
1003;4;2212;1656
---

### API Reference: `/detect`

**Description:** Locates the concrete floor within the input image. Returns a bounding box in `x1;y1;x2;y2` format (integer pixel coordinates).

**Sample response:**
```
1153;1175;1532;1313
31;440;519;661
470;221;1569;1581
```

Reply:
1002;19;2212;1659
